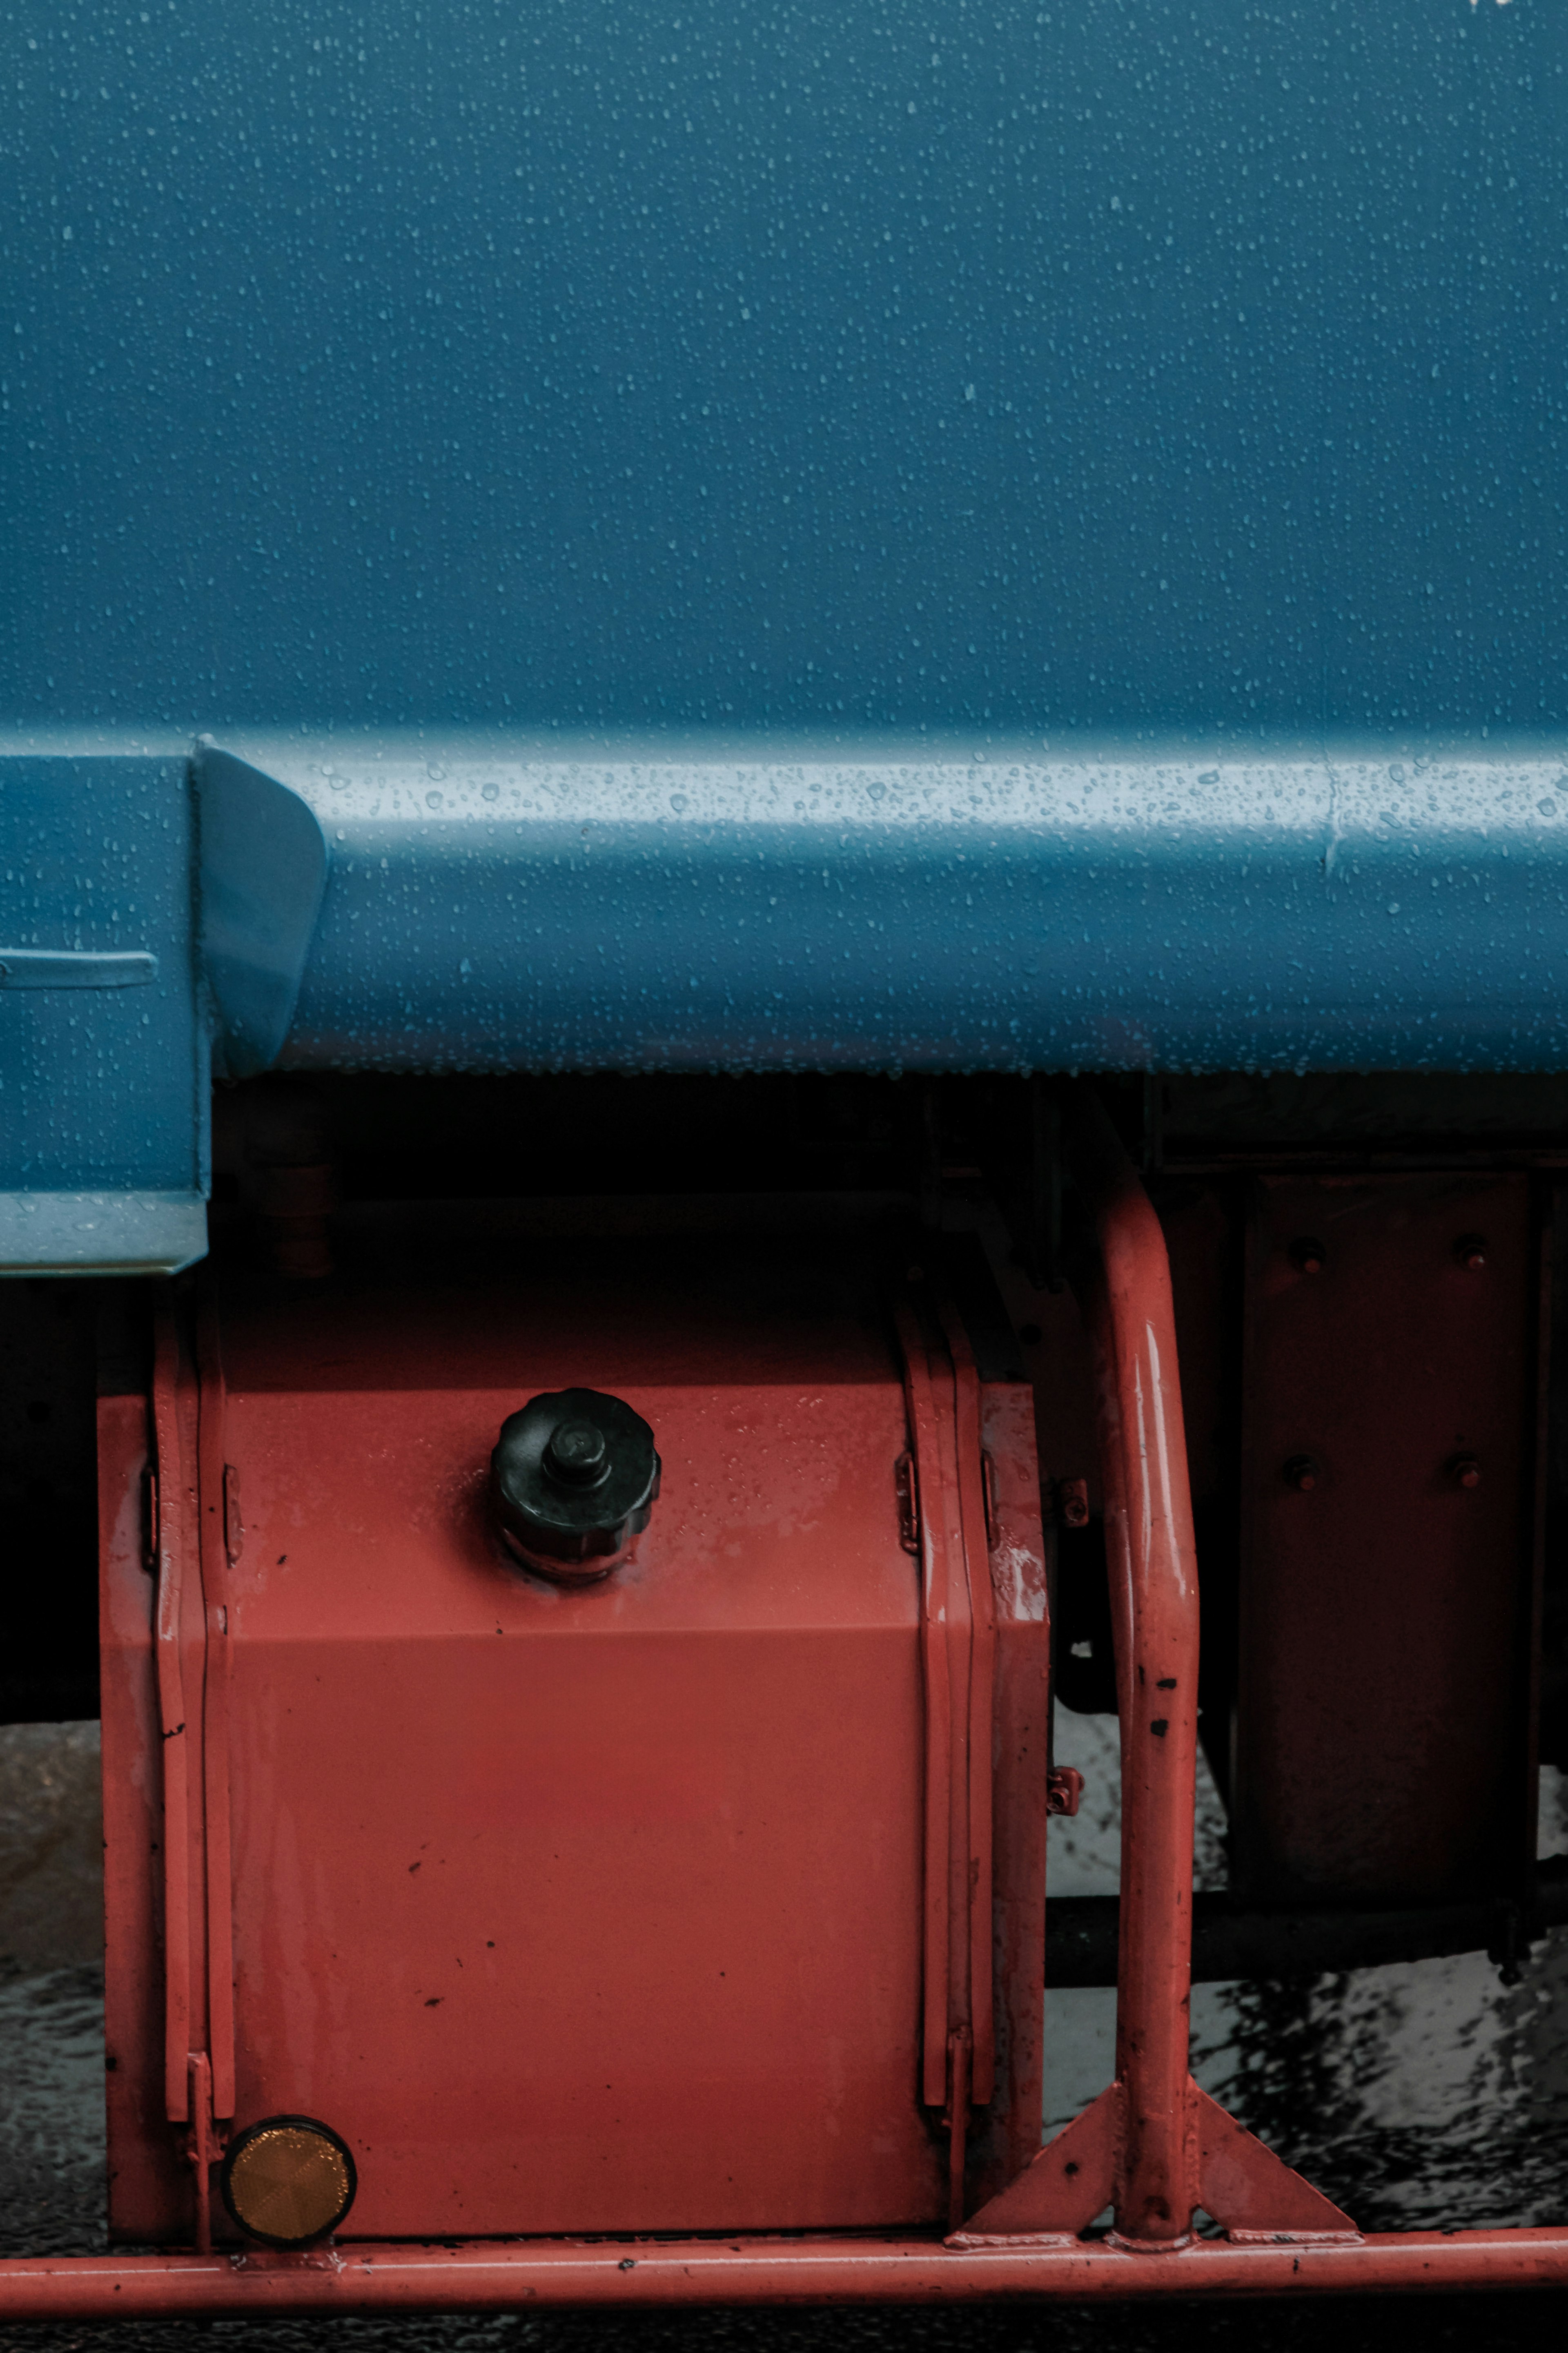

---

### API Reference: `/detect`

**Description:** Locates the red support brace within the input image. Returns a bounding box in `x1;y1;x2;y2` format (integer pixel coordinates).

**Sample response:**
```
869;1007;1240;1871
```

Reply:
956;1089;1355;2250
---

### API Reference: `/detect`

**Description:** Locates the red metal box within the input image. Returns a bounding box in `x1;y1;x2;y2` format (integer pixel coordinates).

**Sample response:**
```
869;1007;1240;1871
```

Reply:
100;1238;1048;2242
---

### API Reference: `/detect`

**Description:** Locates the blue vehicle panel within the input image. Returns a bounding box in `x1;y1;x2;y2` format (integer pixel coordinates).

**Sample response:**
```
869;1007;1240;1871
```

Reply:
0;0;1562;738
3;1;1568;1268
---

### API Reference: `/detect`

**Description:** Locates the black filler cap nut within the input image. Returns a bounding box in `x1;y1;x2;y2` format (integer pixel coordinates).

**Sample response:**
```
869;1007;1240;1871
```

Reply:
491;1388;660;1584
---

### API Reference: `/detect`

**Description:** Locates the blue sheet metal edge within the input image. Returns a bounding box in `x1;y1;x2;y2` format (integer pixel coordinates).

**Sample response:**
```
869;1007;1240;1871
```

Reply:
8;735;1568;1275
225;735;1568;1079
0;1190;207;1276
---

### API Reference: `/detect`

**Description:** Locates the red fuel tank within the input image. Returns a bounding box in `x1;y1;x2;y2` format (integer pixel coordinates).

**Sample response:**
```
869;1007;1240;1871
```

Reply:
99;1230;1049;2243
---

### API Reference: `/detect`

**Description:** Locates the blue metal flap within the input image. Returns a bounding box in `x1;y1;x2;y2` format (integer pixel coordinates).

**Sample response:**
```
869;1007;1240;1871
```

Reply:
198;745;330;1079
0;753;206;1273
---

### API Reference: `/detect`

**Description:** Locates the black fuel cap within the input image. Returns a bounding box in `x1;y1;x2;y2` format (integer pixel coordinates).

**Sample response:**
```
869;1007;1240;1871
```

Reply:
490;1388;660;1583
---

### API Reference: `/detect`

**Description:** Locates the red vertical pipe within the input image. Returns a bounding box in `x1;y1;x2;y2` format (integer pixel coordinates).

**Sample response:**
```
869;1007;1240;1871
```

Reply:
958;1089;1351;2251
894;1300;960;2112
1070;1094;1200;2246
194;1285;236;2123
937;1292;997;2110
150;1305;192;2127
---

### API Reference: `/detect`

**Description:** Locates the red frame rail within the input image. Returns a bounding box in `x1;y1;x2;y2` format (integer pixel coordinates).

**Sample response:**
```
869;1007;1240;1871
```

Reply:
4;1091;1566;2317
3;2231;1568;2319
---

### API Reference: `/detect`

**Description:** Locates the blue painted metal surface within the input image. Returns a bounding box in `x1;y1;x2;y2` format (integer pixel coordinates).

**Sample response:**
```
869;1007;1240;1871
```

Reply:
4;0;1568;1266
0;752;206;1272
0;0;1562;738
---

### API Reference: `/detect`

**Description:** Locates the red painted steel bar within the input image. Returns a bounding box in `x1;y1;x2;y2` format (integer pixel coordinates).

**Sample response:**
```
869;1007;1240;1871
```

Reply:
1067;1100;1351;2242
960;1091;1350;2243
4;2231;1568;2320
149;1305;192;2129
194;1282;236;2128
1080;1101;1202;2243
892;1297;966;2115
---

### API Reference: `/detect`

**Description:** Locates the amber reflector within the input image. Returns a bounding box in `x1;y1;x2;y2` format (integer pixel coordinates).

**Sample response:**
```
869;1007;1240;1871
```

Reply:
220;2117;357;2248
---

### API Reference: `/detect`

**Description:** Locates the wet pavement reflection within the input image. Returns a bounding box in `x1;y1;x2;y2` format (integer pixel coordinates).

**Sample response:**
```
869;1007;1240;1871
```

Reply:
1049;1713;1568;2232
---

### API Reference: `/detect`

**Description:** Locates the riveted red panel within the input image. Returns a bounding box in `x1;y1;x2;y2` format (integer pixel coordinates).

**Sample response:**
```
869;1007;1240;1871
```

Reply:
1234;1175;1541;1908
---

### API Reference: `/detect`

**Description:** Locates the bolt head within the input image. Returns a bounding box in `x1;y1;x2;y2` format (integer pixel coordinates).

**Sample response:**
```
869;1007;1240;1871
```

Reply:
1290;1236;1326;1275
543;1419;610;1486
1284;1454;1319;1492
1455;1234;1488;1272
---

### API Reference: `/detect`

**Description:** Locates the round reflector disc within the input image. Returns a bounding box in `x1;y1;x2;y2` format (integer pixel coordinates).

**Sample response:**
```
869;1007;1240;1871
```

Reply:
220;2116;357;2247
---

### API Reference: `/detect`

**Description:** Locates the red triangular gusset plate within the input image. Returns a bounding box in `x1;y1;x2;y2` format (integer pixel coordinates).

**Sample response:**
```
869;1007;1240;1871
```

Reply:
1193;2082;1359;2240
948;2080;1122;2244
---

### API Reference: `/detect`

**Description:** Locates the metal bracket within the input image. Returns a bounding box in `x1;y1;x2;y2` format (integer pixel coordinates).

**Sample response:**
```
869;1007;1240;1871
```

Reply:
181;2052;227;2255
892;1274;997;2229
151;1284;238;2224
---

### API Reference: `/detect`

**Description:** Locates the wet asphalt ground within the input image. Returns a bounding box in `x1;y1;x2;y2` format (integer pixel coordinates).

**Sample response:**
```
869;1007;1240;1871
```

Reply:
5;1723;1568;2353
